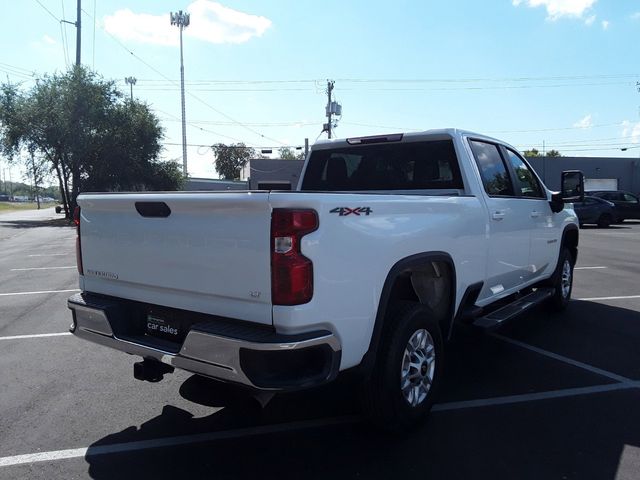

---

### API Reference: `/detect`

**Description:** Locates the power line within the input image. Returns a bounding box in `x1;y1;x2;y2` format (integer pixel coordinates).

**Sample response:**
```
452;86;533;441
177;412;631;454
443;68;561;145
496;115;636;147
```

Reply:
34;0;61;22
82;7;286;146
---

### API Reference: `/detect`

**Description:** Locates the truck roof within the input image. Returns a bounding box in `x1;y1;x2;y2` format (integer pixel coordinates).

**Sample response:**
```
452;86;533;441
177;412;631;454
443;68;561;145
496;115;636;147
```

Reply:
312;128;514;151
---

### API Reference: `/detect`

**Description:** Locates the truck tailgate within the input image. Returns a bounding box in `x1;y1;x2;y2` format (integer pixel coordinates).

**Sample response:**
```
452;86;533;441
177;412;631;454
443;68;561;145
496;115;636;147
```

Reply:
77;192;273;325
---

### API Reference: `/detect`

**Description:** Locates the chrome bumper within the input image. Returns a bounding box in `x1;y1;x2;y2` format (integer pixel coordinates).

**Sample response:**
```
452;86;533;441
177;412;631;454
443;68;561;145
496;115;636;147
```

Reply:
68;293;341;391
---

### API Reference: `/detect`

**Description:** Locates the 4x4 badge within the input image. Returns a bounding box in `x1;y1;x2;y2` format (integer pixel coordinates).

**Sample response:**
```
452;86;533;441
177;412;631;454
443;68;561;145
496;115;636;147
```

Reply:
330;207;372;216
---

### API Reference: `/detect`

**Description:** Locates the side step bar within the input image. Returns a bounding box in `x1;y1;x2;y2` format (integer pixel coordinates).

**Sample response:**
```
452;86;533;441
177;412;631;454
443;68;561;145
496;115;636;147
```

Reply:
473;288;554;330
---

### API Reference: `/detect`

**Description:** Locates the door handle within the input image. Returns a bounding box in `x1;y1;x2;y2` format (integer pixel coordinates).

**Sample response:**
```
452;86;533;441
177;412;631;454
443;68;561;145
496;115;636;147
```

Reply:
530;210;541;218
492;211;506;221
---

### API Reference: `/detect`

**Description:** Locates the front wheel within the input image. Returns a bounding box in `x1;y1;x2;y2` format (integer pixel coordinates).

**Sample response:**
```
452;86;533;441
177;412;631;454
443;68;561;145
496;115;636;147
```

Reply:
548;248;574;311
597;213;612;228
361;303;443;432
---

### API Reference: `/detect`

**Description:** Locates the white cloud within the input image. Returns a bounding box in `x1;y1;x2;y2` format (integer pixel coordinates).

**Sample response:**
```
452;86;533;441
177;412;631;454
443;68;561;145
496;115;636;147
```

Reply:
573;114;593;129
42;34;57;45
631;12;640;20
513;0;597;21
103;1;271;47
622;120;640;144
584;14;596;25
601;19;609;29
187;0;271;44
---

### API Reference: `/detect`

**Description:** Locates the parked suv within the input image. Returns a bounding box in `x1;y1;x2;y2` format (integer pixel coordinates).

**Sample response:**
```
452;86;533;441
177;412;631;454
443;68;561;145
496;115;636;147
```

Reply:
588;190;640;223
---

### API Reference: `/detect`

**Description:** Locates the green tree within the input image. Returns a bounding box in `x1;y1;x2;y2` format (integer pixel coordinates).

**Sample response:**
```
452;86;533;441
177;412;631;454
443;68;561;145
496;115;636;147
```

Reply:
212;143;255;180
523;148;541;158
523;148;562;158
0;66;183;218
278;147;305;160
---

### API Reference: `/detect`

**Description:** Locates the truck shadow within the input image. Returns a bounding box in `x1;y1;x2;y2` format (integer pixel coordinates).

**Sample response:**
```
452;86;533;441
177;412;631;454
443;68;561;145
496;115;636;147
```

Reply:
0;218;72;229
83;300;640;480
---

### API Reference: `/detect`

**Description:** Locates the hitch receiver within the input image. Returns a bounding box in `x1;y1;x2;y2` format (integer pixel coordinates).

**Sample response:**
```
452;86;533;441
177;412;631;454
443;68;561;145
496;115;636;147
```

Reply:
134;359;175;382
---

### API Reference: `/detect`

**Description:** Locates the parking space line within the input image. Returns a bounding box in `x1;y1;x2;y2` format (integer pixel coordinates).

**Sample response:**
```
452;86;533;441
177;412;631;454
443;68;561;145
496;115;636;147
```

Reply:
432;382;638;412
0;289;80;297
492;333;633;383
0;416;359;468
0;333;72;341
10;266;76;271
577;295;640;302
27;254;70;257
574;266;607;270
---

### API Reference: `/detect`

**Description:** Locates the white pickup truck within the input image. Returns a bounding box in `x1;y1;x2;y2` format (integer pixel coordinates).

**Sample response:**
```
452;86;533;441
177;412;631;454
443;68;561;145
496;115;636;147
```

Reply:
68;129;584;430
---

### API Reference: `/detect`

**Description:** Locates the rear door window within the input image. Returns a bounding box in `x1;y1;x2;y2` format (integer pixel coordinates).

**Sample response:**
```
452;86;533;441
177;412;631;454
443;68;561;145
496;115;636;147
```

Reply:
300;140;463;191
469;140;514;196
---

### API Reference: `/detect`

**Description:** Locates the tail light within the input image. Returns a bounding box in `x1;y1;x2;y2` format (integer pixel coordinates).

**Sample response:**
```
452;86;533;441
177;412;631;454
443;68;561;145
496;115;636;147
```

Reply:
74;206;83;275
271;209;318;305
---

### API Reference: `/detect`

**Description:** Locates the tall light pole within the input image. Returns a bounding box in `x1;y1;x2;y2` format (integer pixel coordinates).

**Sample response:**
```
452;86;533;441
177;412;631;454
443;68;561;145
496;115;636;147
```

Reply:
124;77;137;101
170;10;190;177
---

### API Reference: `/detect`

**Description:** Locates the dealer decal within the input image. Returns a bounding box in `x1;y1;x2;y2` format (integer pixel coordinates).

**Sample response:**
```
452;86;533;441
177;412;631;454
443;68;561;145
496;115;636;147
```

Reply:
330;207;372;216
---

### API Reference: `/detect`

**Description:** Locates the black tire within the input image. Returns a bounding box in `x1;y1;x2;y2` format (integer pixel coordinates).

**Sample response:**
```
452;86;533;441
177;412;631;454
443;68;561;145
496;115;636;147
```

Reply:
597;214;612;228
361;303;444;432
548;248;574;311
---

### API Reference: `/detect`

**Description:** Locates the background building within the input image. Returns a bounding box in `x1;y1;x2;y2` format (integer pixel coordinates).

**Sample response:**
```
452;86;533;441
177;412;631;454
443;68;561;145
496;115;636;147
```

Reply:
528;156;640;193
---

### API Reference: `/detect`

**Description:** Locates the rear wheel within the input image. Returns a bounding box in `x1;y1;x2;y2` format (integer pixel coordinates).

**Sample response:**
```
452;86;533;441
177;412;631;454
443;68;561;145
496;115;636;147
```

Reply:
597;213;612;228
361;303;443;432
548;248;574;311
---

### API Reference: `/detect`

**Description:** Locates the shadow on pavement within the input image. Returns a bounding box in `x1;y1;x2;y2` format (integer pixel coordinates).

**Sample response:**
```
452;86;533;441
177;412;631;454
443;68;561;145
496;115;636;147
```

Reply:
83;386;640;479
501;300;640;380
0;218;72;229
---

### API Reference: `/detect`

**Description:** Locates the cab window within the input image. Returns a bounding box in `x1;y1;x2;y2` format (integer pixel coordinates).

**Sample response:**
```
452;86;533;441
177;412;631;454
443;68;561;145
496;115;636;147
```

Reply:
504;149;544;198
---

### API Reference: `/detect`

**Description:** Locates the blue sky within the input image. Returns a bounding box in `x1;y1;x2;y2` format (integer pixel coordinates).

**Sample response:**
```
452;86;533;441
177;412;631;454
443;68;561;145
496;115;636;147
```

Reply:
2;0;640;181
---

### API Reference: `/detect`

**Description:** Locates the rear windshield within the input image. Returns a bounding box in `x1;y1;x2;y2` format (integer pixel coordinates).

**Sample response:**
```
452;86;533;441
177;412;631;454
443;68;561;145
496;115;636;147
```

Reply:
300;139;463;191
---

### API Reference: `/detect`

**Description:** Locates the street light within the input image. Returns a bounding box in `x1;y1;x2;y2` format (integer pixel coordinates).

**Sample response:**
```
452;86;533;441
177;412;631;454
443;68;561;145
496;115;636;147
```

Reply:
170;10;190;177
124;76;137;101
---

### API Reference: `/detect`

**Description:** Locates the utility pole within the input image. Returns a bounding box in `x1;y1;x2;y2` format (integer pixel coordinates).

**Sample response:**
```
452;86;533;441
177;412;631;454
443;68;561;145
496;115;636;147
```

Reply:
61;0;81;66
326;80;335;139
170;10;190;176
76;0;81;65
125;77;137;101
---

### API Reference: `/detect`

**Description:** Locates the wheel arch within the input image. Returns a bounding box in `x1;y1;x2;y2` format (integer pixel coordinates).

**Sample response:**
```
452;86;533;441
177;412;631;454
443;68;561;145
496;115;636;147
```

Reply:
359;252;457;377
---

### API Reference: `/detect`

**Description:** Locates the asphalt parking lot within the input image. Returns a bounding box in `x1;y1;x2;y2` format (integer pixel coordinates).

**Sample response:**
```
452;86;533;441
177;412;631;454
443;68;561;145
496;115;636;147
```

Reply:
1;208;639;479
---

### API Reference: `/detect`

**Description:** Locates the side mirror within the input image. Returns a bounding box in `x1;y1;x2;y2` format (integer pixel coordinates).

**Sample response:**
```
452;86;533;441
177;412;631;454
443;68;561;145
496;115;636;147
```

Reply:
550;170;584;213
560;170;584;202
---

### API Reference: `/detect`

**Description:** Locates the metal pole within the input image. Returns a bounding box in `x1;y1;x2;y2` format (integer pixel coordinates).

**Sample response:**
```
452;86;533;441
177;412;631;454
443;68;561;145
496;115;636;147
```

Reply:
179;25;188;175
304;138;309;158
76;0;81;66
171;10;189;177
125;77;137;101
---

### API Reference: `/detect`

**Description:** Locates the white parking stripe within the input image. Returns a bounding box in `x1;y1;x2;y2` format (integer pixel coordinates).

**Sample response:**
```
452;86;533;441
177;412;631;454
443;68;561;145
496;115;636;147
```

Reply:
2;381;639;468
577;295;640;302
0;289;80;297
574;266;607;270
27;254;70;257
492;334;633;383
0;416;359;467
0;333;72;341
432;382;637;412
11;266;76;271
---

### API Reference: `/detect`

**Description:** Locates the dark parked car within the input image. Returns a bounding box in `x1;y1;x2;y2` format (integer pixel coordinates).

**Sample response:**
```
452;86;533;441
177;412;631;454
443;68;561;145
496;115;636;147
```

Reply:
587;190;640;222
573;196;616;228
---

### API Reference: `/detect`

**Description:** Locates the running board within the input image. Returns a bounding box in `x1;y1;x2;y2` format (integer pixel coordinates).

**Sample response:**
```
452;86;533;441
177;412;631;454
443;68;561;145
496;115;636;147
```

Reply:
473;288;554;330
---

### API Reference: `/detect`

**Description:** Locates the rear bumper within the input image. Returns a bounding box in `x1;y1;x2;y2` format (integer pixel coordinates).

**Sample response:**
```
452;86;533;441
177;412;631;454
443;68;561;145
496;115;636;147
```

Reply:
68;293;341;391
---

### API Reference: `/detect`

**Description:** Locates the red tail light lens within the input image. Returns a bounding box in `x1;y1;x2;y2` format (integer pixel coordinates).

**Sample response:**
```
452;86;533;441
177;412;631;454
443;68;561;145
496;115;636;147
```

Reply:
74;206;83;275
271;209;318;305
